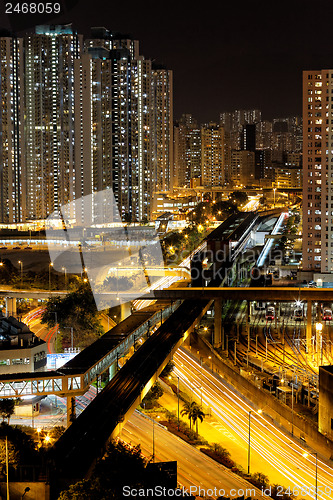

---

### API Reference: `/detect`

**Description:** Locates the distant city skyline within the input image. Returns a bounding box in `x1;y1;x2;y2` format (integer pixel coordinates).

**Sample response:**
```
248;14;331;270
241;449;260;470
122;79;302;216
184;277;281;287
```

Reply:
0;24;173;224
2;0;333;123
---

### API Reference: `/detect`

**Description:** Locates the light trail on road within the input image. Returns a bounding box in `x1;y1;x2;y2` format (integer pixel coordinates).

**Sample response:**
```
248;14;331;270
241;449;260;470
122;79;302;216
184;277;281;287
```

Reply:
121;410;265;499
174;348;333;500
22;306;57;353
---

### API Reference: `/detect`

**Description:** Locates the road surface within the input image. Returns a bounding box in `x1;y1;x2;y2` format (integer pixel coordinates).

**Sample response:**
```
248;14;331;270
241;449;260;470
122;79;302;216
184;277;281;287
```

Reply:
121;410;265;499
174;348;333;500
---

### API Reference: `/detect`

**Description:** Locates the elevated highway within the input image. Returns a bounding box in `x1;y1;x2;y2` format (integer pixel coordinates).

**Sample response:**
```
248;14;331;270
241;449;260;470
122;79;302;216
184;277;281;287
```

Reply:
49;295;213;495
82;286;333;304
141;286;333;302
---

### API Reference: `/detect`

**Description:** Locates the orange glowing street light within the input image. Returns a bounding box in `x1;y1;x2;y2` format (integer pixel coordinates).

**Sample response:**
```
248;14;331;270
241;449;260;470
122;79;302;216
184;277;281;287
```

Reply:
18;260;23;287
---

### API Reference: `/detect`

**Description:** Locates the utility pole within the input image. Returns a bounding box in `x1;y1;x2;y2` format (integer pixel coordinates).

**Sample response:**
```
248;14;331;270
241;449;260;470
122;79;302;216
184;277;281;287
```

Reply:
291;382;294;436
177;376;180;431
266;335;268;361
248;411;252;475
6;435;9;500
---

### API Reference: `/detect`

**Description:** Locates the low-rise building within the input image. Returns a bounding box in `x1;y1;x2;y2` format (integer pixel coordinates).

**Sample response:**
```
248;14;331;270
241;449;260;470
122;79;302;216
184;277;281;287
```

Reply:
273;165;302;189
0;316;47;374
152;191;198;220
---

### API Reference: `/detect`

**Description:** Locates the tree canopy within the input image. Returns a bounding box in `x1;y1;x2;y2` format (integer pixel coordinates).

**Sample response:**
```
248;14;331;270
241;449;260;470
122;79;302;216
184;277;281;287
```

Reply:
0;399;16;424
58;440;147;500
41;283;103;349
212;200;238;219
160;361;175;378
58;439;184;499
0;423;39;471
229;191;248;207
141;382;164;409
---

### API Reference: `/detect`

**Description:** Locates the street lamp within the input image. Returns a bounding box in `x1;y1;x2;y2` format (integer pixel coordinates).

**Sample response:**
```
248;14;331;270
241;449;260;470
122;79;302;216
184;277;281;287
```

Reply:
152;415;160;463
248;409;262;475
22;486;30;498
62;267;67;288
5;435;9;500
18;260;23;288
44;434;51;445
170;374;180;430
315;322;323;366
177;376;180;431
49;262;53;290
49;311;58;351
315;322;323;333
63;326;74;349
302;452;318;500
36;427;42;448
273;187;276;207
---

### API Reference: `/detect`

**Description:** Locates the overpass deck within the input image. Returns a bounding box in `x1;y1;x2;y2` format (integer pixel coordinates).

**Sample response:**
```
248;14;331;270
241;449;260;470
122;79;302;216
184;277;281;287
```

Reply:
0;302;176;399
145;286;333;302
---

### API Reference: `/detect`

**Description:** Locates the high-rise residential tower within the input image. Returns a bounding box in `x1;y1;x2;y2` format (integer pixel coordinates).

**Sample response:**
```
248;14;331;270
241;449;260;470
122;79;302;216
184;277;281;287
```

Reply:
220;109;261;149
152;65;173;193
0;35;25;223
174;114;201;187
302;69;333;274
201;123;229;187
0;25;172;225
24;25;82;221
75;28;173;223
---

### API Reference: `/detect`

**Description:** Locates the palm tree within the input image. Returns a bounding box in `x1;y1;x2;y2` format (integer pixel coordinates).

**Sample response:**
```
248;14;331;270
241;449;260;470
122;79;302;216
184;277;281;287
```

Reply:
191;404;205;435
180;401;205;434
180;401;195;429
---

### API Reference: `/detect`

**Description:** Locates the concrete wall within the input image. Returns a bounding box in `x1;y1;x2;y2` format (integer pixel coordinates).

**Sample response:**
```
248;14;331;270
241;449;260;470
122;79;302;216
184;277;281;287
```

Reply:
318;367;333;440
0;481;49;500
194;334;333;459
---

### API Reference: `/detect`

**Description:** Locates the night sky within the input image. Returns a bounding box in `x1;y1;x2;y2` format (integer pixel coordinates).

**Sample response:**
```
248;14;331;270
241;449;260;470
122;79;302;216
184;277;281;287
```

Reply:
2;0;333;123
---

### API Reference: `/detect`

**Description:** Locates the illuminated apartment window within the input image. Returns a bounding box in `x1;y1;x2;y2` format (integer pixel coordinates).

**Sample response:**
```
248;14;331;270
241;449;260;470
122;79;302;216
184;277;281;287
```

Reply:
12;358;23;365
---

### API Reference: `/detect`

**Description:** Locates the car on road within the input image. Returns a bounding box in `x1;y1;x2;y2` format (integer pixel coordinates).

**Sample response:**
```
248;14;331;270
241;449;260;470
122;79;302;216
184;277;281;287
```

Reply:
308;281;317;288
12;246;21;250
24;246;32;250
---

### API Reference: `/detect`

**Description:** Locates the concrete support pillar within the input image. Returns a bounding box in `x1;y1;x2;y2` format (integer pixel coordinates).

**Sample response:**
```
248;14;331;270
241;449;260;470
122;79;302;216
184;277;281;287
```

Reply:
246;301;251;352
214;299;223;348
5;297;16;317
306;301;312;354
66;396;76;427
120;301;131;322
